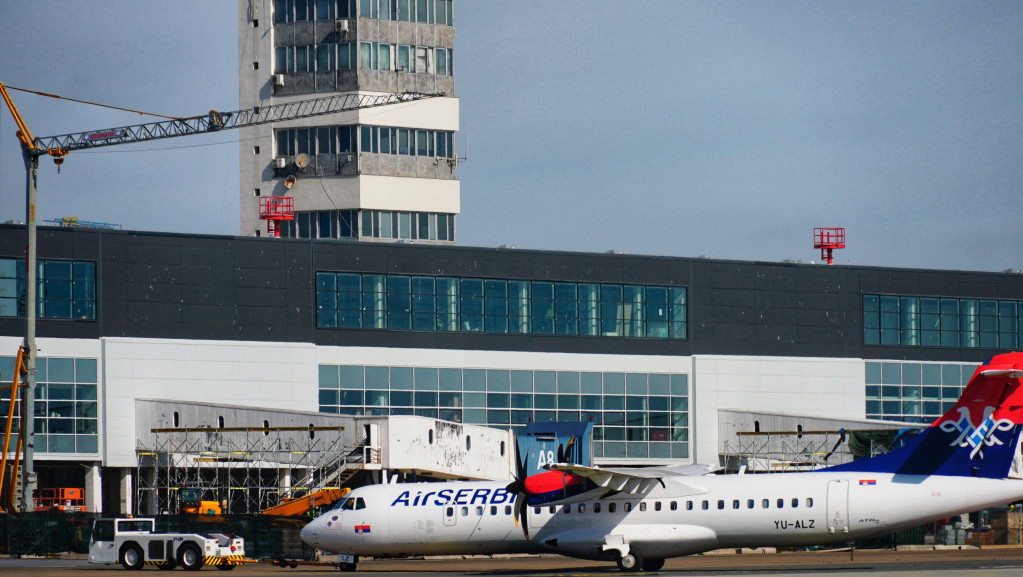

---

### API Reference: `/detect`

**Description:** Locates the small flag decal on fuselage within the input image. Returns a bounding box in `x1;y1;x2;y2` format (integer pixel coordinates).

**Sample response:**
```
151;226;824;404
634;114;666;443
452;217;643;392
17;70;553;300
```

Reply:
354;525;371;534
859;479;876;486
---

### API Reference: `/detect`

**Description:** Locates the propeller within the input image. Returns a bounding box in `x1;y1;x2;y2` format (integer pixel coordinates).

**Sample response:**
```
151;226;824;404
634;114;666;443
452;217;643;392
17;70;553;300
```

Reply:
505;448;531;539
556;436;576;463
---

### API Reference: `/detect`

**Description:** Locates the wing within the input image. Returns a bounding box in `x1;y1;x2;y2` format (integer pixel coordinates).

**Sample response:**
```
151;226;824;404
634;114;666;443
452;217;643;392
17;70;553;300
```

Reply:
547;463;713;497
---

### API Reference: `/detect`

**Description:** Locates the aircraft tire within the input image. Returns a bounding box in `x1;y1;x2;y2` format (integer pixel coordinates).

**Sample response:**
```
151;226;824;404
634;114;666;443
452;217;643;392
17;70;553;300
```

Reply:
642;558;665;571
119;542;144;570
616;552;643;572
339;555;359;572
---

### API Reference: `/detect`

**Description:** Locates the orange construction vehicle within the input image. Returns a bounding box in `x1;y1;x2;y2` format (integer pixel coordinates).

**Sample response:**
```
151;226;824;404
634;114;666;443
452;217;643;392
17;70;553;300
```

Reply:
179;488;222;515
262;488;349;517
34;487;85;512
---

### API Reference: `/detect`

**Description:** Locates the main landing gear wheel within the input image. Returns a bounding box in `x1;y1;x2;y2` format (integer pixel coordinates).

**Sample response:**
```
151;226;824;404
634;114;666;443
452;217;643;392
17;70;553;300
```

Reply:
642;558;665;571
119;543;144;570
616;551;644;572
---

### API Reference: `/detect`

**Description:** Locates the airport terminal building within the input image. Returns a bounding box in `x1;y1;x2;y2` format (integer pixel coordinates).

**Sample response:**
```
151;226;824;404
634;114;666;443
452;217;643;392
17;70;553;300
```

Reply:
2;224;1022;513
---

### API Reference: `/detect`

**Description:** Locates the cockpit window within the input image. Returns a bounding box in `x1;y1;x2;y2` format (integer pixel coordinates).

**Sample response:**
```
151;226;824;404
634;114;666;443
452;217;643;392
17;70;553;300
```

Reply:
333;497;366;511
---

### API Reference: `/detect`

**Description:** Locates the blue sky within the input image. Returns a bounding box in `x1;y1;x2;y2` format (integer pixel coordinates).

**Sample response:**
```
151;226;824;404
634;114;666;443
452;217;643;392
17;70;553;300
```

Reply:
2;2;1022;272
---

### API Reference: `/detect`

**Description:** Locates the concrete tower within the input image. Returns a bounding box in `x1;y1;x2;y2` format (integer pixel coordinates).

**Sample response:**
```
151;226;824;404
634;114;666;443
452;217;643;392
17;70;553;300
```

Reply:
238;0;459;242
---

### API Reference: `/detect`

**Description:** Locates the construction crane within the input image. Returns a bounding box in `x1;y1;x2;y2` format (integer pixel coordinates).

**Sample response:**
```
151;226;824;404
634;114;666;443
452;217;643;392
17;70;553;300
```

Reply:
0;82;438;511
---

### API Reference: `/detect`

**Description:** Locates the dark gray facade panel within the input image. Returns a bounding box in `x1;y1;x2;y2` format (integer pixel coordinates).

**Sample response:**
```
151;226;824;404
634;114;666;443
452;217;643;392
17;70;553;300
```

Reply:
2;226;1023;360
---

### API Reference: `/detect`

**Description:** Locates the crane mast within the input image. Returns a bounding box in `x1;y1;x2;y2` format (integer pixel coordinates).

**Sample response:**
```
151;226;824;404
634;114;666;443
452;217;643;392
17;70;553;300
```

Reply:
0;82;439;512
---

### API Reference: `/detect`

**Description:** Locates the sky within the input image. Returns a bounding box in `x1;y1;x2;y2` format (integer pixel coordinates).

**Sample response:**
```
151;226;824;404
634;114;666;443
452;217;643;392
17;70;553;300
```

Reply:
2;2;1022;272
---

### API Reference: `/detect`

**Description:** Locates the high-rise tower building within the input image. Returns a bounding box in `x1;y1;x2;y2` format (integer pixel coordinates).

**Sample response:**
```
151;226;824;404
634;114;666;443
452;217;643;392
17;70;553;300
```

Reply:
238;0;459;242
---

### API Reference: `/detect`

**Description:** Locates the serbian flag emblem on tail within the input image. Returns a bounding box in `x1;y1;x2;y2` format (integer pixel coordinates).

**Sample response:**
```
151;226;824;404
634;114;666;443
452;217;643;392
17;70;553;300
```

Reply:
858;479;876;486
354;525;371;534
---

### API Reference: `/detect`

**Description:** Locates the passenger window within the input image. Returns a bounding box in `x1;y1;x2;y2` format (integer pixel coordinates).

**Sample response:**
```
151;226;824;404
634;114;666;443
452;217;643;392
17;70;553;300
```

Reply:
791;498;799;508
654;501;662;511
505;505;512;515
747;499;754;509
701;501;709;510
549;506;556;514
475;506;483;516
491;506;497;516
686;501;693;511
578;504;586;513
461;506;468;516
670;501;678;511
563;505;570;514
639;502;647;512
762;499;769;509
446;506;453;516
534;507;541;514
732;500;740;509
624;503;632;512
777;499;784;509
609;503;617;513
717;500;725;510
594;503;601;513
806;498;814;508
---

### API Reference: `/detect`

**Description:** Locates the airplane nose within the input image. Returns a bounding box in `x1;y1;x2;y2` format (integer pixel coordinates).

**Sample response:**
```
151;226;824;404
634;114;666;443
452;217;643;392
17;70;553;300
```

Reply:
300;518;318;546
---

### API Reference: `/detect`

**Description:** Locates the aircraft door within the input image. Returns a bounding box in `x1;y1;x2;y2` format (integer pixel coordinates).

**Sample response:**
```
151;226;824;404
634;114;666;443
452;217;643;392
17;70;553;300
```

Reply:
443;504;456;526
826;480;849;534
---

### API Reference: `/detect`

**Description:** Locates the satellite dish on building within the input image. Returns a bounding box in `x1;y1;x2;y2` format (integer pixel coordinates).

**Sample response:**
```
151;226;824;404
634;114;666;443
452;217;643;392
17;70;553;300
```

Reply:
284;175;297;189
295;153;310;169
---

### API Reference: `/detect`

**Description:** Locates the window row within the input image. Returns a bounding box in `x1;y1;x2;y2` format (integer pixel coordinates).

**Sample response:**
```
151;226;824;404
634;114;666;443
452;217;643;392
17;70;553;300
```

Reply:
0;258;97;320
275;125;455;158
316;274;688;338
276;210;454;242
0;357;99;455
319;390;687;412
320;365;689;395
864;294;1023;349
864;360;972;423
534;496;814;516
360;126;455;158
274;0;453;25
274;42;452;76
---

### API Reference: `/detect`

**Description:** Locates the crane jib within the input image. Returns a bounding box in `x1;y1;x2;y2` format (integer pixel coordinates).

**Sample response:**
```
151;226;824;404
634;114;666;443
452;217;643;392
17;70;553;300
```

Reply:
29;91;440;158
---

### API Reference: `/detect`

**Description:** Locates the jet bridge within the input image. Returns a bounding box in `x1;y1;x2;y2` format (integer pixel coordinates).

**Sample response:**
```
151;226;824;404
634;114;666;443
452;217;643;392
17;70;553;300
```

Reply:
134;400;515;514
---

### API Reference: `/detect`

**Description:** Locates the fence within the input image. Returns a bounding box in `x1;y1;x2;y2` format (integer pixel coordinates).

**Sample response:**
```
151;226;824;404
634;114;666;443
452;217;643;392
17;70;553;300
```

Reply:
0;512;316;559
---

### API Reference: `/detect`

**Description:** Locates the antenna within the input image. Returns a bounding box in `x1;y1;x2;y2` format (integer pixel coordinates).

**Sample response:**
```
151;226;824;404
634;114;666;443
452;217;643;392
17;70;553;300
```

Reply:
813;227;845;265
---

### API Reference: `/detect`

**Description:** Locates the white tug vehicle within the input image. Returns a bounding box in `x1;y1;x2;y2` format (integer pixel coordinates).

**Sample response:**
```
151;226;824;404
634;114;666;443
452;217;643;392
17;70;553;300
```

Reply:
88;517;245;570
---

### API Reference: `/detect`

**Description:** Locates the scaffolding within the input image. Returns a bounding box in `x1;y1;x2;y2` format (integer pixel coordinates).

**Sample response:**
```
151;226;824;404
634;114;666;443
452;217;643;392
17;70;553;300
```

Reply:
721;428;907;473
136;425;380;515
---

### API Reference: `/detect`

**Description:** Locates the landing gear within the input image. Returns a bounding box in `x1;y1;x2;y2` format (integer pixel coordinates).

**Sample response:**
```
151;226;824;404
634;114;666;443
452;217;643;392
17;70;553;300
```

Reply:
338;554;358;572
616;551;644;572
642;558;665;571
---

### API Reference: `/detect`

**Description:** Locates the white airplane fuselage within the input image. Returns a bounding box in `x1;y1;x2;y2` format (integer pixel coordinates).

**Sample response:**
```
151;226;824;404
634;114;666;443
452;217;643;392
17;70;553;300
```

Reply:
300;471;1023;561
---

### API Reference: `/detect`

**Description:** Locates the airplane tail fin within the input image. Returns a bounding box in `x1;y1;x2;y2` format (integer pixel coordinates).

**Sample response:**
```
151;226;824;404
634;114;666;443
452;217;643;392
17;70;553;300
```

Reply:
826;352;1023;479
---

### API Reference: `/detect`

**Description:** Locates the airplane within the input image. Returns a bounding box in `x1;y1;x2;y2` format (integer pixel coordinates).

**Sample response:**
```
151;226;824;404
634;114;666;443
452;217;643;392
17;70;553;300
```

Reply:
300;352;1023;572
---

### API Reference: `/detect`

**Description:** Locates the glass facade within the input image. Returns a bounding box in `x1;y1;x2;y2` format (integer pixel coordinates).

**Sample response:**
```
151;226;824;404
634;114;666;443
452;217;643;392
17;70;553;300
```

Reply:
0;356;99;454
316;273;687;339
319;365;690;459
0;258;97;320
865;360;972;423
863;294;1023;349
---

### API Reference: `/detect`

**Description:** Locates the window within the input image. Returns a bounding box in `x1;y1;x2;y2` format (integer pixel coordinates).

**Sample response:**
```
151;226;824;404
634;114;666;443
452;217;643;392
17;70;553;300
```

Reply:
593;503;601;513
624;503;632;512
701;501;709;510
0;258;96;320
732;499;740;509
639;502;647;512
777;498;784;509
864;293;1023;350
806;498;814;508
608;503;616;513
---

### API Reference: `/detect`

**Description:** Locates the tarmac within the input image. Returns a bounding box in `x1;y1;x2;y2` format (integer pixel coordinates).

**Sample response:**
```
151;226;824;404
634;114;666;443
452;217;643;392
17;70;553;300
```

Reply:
5;547;1023;576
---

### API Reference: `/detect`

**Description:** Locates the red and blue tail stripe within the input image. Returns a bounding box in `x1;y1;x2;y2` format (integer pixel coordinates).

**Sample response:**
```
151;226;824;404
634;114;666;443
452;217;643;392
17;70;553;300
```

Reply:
827;352;1023;479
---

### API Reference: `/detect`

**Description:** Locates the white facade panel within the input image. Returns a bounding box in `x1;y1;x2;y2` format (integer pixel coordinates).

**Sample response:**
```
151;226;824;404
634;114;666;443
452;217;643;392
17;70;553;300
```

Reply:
101;338;318;467
691;355;865;466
